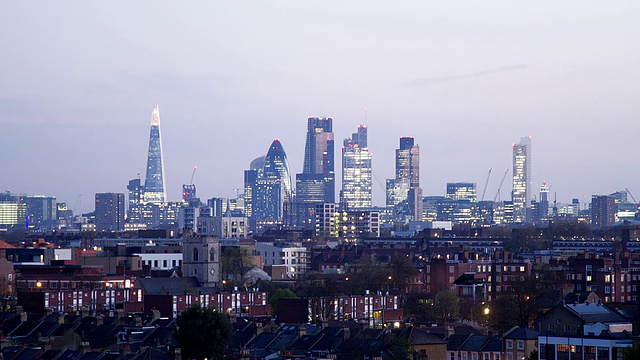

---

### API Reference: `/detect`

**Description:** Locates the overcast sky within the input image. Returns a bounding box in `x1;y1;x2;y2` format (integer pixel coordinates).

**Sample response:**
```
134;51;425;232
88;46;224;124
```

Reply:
1;1;639;214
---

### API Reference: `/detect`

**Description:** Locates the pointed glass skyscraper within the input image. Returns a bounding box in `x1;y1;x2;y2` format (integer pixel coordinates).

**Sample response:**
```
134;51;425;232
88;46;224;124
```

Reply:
143;105;167;204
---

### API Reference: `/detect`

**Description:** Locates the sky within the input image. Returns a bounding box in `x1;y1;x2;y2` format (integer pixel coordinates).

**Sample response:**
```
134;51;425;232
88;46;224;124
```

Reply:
1;1;639;214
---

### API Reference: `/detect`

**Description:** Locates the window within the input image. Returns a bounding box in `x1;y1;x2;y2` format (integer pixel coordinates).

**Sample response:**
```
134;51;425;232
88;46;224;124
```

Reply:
163;260;168;268
564;325;571;333
506;340;513;350
154;260;159;267
517;341;524;350
193;248;199;261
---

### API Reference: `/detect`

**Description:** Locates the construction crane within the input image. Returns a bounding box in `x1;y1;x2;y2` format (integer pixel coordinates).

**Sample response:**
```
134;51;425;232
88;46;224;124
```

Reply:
480;168;492;202
189;166;197;185
492;169;509;203
626;188;640;211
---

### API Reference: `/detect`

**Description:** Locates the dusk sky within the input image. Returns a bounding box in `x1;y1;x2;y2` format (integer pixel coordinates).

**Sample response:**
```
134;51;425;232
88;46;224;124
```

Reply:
1;1;639;214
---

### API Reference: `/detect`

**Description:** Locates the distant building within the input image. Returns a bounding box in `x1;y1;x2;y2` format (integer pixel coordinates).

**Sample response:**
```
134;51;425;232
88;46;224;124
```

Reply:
512;136;532;223
294;117;335;228
446;182;477;202
386;137;422;221
24;196;57;229
94;193;125;232
591;195;616;227
143;105;167;204
341;125;372;210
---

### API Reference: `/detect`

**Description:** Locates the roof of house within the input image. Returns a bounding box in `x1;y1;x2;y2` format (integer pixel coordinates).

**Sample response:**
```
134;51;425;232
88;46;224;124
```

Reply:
503;326;539;340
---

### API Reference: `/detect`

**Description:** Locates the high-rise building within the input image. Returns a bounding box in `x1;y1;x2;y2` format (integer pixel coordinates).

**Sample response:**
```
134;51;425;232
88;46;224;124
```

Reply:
24;195;57;229
302;117;335;203
127;178;143;223
396;137;419;189
295;117;335;228
143;105;167;204
341;125;372;210
591;195;616;227
386;137;422;220
537;181;550;219
95;193;125;232
512;136;532;223
244;140;292;230
446;183;477;202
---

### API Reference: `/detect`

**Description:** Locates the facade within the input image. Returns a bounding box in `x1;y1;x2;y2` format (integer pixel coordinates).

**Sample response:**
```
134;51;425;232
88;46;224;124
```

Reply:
302;117;335;203
386;137;422;221
94;193;125;232
396;136;420;189
127;178;143;224
181;231;221;288
295;117;335;228
0;200;27;229
591;195;616;227
446;182;477;202
24;196;57;229
341;125;372;210
143;105;167;204
512;136;532;223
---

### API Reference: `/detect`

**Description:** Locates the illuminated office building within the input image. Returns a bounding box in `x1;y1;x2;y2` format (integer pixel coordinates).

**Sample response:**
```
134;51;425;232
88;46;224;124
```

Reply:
446;182;477;202
341;125;372;210
512;136;532;223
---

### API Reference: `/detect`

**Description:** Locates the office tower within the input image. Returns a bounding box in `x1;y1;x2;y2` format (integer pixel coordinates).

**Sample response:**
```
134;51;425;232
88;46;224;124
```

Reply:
302;117;335;203
244;140;292;230
446;183;477;202
263;139;293;204
591;195;616;227
24;196;57;229
295;117;335;228
538;181;550;219
95;193;125;232
342;125;372;210
396;137;419;189
386;137;422;220
127;178;143;223
512;136;532;223
143;105;167;204
0;193;26;229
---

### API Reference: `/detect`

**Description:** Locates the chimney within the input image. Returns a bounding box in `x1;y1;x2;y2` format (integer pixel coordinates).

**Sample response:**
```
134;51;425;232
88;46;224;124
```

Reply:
446;324;455;337
96;314;104;326
174;348;182;360
135;316;143;326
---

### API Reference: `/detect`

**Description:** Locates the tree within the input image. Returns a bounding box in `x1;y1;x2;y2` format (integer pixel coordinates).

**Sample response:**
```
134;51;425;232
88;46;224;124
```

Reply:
221;247;253;287
489;276;550;332
526;349;539;360
269;288;297;316
174;305;233;360
434;290;460;322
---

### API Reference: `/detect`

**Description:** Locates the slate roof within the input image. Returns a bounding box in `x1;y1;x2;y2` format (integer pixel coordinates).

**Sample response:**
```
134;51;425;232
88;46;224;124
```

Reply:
459;335;489;351
503;327;539;340
565;303;627;324
37;350;62;360
404;327;448;345
446;334;471;351
135;277;215;295
480;336;503;352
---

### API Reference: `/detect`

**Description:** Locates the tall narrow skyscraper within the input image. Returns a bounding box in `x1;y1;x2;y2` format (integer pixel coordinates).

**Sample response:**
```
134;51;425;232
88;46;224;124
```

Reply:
143;105;167;204
512;136;531;223
386;136;422;220
342;125;372;210
395;137;420;189
295;117;335;228
302;117;335;203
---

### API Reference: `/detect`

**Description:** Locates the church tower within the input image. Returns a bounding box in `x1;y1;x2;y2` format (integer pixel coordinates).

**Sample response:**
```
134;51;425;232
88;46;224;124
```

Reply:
182;230;221;288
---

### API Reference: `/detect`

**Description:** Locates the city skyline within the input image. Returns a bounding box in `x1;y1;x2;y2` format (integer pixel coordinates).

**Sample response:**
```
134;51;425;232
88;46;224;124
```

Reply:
1;2;639;213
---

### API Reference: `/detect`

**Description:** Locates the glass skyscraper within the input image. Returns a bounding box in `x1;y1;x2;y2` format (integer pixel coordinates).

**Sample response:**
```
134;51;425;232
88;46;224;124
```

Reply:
143;105;167;204
341;125;372;210
244;140;292;229
302;117;335;203
512;136;532;223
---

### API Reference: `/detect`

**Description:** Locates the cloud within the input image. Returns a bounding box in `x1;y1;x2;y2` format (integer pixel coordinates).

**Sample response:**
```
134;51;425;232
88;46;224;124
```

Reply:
403;65;528;87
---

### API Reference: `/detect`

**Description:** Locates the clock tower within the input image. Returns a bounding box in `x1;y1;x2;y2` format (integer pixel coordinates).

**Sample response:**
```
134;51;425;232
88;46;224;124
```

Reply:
182;230;221;288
